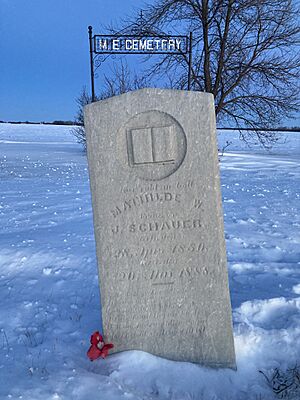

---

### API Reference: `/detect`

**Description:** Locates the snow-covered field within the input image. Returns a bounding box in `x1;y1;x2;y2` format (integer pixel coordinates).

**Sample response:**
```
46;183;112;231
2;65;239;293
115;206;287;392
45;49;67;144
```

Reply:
0;123;299;400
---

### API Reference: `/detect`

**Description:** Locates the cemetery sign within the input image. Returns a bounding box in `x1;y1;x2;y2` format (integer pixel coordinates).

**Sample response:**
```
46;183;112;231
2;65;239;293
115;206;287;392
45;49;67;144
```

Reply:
88;26;193;101
94;35;188;54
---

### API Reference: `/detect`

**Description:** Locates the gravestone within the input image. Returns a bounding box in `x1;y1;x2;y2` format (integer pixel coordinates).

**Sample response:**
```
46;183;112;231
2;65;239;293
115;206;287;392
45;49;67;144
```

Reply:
84;88;236;368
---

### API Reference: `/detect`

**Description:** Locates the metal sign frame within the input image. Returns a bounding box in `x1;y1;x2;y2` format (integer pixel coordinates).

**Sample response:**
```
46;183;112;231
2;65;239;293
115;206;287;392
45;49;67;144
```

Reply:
88;26;193;102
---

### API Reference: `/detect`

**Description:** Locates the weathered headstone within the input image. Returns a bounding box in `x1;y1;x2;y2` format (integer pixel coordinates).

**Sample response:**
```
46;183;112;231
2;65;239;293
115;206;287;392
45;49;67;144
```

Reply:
84;88;236;368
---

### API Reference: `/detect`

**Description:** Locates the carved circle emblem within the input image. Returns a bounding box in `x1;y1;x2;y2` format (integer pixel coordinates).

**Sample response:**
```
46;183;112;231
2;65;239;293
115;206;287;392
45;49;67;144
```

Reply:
118;110;187;181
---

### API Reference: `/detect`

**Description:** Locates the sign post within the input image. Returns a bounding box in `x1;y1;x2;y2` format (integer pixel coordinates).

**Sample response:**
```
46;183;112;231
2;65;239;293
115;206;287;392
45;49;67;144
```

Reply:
88;26;96;103
88;26;193;101
187;31;193;91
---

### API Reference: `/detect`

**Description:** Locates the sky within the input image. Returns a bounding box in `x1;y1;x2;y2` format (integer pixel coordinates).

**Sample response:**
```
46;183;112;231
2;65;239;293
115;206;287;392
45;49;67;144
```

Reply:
0;0;299;125
0;0;146;122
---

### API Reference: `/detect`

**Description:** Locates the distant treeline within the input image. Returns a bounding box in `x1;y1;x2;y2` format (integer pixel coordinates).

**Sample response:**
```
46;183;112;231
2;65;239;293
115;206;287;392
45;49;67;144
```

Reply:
0;120;299;132
0;120;80;126
220;126;300;132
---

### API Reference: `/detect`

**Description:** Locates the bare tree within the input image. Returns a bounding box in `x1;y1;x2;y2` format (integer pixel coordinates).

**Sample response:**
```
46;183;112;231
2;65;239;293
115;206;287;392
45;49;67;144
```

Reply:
72;61;149;149
72;87;95;149
117;0;300;146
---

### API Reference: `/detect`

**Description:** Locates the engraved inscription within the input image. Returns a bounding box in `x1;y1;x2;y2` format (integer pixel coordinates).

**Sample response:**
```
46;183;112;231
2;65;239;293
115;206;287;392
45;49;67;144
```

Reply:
172;243;206;254
129;218;202;233
103;243;207;269
111;323;206;339
110;191;181;218
113;265;212;285
120;180;194;194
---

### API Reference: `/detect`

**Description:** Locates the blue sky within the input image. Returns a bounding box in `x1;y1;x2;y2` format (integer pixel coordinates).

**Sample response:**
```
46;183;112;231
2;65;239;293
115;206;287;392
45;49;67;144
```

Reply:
0;0;145;122
0;0;299;125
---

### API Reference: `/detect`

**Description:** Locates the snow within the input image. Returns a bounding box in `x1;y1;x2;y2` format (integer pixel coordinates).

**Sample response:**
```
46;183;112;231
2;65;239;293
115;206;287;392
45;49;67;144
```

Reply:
0;123;299;399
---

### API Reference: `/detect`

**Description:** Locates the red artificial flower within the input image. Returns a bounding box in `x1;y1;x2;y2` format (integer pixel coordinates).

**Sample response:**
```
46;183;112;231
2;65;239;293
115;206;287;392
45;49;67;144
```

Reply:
87;331;114;361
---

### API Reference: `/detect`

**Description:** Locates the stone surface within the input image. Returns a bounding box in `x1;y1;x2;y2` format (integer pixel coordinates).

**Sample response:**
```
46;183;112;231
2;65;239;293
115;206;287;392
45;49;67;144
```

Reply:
84;88;236;368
